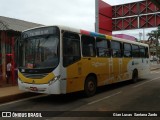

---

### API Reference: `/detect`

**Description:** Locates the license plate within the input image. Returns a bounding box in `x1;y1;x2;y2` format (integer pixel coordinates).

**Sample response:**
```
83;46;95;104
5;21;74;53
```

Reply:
30;87;38;91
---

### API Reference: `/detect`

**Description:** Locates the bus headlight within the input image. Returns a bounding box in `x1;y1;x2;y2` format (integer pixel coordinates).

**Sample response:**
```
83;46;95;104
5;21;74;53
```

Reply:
18;78;24;83
48;75;60;85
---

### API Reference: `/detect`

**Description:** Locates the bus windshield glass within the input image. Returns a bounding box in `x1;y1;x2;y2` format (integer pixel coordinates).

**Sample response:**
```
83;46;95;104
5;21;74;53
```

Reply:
20;34;59;69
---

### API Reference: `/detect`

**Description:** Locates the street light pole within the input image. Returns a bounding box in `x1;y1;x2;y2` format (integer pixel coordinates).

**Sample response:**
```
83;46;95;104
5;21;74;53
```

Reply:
95;0;99;33
139;32;142;41
156;29;160;60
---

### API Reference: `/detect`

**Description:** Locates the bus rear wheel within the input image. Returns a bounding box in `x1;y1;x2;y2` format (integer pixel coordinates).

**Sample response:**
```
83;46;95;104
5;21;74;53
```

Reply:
84;76;97;97
132;70;138;83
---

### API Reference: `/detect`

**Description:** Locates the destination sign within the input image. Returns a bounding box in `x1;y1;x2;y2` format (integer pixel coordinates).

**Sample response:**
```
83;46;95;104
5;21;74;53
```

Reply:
22;26;59;38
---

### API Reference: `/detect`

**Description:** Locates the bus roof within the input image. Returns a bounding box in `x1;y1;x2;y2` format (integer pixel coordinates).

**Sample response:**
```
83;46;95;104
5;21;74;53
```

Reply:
23;25;149;47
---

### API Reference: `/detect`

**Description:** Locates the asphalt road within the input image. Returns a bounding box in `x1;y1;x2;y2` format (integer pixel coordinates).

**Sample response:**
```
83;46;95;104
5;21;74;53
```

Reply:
1;69;160;120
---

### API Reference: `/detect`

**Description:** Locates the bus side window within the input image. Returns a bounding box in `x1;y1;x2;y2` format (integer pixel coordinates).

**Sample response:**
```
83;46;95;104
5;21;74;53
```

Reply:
123;43;132;57
140;46;145;58
81;35;96;57
63;31;81;67
96;38;110;57
111;41;122;57
132;45;140;58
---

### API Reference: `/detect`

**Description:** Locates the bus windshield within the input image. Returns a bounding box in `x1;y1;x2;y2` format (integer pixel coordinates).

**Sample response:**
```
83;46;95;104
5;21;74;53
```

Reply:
20;35;59;69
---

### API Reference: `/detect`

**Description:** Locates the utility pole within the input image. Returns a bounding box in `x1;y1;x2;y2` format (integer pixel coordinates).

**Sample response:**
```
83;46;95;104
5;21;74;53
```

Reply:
139;32;142;41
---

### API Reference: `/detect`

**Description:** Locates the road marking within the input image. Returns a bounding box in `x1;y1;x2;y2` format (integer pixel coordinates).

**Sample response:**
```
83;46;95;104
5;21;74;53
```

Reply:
0;94;47;107
133;77;160;88
151;71;160;74
88;91;122;105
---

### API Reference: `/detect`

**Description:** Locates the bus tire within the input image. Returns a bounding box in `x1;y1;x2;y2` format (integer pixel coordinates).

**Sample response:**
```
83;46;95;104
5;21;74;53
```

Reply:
84;76;97;97
132;70;138;83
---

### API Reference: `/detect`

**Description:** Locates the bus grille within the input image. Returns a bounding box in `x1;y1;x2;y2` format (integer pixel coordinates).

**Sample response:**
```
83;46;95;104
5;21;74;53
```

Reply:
22;73;48;79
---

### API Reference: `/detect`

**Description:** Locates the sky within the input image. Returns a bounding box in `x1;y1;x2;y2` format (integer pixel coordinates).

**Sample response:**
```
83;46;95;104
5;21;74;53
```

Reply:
0;0;157;40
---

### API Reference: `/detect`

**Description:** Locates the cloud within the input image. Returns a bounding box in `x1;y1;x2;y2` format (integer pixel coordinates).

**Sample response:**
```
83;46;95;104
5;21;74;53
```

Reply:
0;0;95;31
0;0;156;38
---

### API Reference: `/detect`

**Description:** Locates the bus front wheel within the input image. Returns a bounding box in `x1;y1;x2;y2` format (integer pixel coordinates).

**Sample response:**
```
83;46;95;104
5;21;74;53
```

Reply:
84;76;97;97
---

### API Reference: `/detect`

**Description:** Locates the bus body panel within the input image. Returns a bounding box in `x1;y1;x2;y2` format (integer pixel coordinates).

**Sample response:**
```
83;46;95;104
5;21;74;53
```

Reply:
18;79;62;94
66;57;111;93
18;72;55;84
18;64;68;94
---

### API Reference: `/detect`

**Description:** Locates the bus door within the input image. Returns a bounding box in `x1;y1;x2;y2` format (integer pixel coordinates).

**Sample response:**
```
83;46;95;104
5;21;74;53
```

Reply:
108;57;113;83
62;31;82;93
122;43;132;80
111;41;122;83
96;37;111;85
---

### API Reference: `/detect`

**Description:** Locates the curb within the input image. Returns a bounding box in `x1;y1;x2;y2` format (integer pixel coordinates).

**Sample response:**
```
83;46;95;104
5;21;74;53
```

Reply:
0;92;40;104
150;68;160;71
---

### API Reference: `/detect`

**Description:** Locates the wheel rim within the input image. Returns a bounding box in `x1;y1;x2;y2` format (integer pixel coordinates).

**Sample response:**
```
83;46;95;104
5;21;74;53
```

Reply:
88;81;95;92
84;76;97;97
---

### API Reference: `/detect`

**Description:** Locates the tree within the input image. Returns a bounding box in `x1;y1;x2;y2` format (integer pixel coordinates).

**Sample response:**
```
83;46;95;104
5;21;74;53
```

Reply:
147;26;160;58
147;26;160;46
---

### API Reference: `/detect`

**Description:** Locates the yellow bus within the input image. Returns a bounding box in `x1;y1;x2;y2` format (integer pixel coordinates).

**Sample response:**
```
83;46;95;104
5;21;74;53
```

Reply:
18;26;150;97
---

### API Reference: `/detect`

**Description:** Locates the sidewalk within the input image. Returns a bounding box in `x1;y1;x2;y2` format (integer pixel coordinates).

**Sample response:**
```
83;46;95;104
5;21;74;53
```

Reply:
0;64;160;104
0;86;39;104
150;62;160;70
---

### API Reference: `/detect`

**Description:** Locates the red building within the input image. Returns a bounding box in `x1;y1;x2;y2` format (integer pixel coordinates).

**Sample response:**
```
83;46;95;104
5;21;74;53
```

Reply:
98;0;112;35
112;0;160;31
